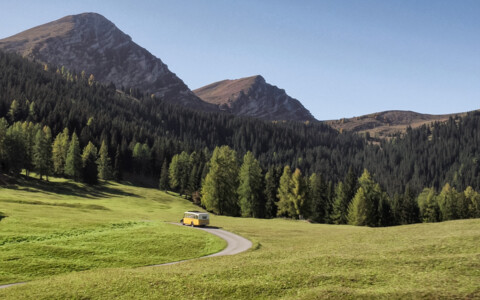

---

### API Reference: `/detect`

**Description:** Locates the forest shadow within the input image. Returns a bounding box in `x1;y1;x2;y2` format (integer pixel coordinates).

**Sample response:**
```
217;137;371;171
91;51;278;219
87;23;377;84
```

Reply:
5;176;140;199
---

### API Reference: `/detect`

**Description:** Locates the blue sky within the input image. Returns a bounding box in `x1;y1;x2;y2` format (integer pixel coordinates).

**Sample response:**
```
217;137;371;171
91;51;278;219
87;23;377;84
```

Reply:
1;0;479;120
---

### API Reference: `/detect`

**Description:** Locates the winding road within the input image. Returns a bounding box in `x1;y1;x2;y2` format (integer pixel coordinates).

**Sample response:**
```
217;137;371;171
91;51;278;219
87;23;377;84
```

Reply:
0;224;252;289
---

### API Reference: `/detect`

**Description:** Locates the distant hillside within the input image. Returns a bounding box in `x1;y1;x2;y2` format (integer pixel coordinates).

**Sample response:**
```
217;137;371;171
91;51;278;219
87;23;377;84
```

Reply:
0;13;215;111
194;75;315;121
326;110;468;138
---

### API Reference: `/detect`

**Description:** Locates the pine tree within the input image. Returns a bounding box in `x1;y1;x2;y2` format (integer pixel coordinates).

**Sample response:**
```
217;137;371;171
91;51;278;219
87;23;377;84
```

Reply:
201;146;239;216
159;159;169;191
332;182;348;224
65;132;82;181
332;168;358;224
97;140;112;180
237;151;264;218
401;185;420;224
264;167;280;219
169;151;191;196
82;141;98;184
33;126;52;180
310;173;329;223
113;145;122;181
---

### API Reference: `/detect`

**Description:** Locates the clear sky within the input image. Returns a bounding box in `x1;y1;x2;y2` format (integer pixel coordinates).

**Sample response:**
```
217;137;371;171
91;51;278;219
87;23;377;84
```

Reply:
1;0;479;120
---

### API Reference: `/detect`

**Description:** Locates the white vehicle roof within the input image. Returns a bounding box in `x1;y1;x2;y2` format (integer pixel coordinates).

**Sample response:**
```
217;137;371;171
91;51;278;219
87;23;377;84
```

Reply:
184;211;209;215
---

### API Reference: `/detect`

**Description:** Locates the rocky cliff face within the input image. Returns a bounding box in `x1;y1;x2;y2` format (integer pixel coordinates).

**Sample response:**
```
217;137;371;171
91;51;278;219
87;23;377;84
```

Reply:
194;75;315;121
0;13;215;110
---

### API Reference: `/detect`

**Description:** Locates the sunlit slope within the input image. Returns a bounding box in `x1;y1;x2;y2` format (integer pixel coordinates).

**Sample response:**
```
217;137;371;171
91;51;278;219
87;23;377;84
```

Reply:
0;177;226;285
2;203;479;299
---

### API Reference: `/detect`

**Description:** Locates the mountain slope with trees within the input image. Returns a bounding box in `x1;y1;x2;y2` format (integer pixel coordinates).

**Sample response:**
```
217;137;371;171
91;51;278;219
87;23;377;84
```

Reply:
1;49;480;227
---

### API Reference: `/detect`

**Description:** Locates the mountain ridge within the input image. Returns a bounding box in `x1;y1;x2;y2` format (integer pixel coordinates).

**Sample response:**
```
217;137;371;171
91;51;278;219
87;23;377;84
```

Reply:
194;75;315;121
325;110;470;138
0;12;216;111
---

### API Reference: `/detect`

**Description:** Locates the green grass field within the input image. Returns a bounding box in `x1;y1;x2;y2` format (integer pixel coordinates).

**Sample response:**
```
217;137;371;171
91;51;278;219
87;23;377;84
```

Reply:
0;176;226;286
1;176;479;299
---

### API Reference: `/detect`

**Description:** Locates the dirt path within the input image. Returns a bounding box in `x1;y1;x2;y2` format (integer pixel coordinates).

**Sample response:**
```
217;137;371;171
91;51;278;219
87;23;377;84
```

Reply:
0;224;252;289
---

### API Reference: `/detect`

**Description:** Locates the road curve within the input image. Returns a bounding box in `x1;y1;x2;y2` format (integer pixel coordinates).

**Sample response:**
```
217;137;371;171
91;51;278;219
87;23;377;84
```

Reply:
149;224;252;266
0;224;252;289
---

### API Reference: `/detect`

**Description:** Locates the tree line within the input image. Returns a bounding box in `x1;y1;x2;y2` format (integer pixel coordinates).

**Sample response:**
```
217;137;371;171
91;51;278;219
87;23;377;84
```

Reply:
166;145;480;226
0;119;112;184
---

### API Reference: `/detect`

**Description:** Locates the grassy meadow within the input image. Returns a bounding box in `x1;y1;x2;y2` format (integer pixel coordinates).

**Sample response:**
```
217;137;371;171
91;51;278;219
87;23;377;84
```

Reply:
1;176;479;299
0;176;226;285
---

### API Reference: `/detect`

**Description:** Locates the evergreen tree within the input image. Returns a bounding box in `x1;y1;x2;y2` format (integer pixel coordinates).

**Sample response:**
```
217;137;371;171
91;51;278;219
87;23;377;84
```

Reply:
4;122;26;175
169;151;191;196
82;141;98;184
264;167;280;219
0;118;8;173
332;168;358;224
201;146;239;216
65;132;82;181
237;151;264;218
113;145;122;181
309;173;329;223
159;159;170;191
97;140;112;180
33;126;52;180
332;182;348;224
400;185;420;224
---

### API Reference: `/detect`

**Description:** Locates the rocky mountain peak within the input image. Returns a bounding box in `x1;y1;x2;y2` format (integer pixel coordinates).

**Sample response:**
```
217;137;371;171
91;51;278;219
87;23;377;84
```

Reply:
0;13;215;111
194;75;315;122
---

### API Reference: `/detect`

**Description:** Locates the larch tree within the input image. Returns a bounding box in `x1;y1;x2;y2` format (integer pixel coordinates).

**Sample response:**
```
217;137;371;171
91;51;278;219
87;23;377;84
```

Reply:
347;187;368;226
52;128;70;175
201;146;239;216
291;168;308;219
65;132;82;181
97;140;112;180
82;141;98;184
277;166;294;217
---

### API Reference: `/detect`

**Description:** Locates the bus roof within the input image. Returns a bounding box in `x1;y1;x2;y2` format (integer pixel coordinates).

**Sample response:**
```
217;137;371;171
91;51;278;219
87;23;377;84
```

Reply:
185;211;209;215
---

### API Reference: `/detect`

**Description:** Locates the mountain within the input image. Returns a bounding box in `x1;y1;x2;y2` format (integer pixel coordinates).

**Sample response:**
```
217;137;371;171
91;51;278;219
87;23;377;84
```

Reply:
326;110;467;138
0;13;215;111
193;75;315;122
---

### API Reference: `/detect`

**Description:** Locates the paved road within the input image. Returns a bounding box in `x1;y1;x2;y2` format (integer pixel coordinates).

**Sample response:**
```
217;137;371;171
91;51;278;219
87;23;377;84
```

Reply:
0;224;252;289
150;224;252;266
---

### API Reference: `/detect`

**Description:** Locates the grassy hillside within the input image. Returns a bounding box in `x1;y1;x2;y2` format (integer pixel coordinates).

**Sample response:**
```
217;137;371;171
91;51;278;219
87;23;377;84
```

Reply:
0;176;226;285
1;178;479;299
325;110;466;139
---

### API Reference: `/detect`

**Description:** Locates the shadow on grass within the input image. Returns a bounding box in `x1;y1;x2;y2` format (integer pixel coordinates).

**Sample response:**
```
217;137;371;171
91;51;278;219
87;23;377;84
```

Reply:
5;176;140;199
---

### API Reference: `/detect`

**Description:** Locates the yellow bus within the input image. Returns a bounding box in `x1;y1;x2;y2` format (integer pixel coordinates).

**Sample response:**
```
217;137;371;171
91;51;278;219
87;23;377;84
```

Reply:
181;211;210;227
